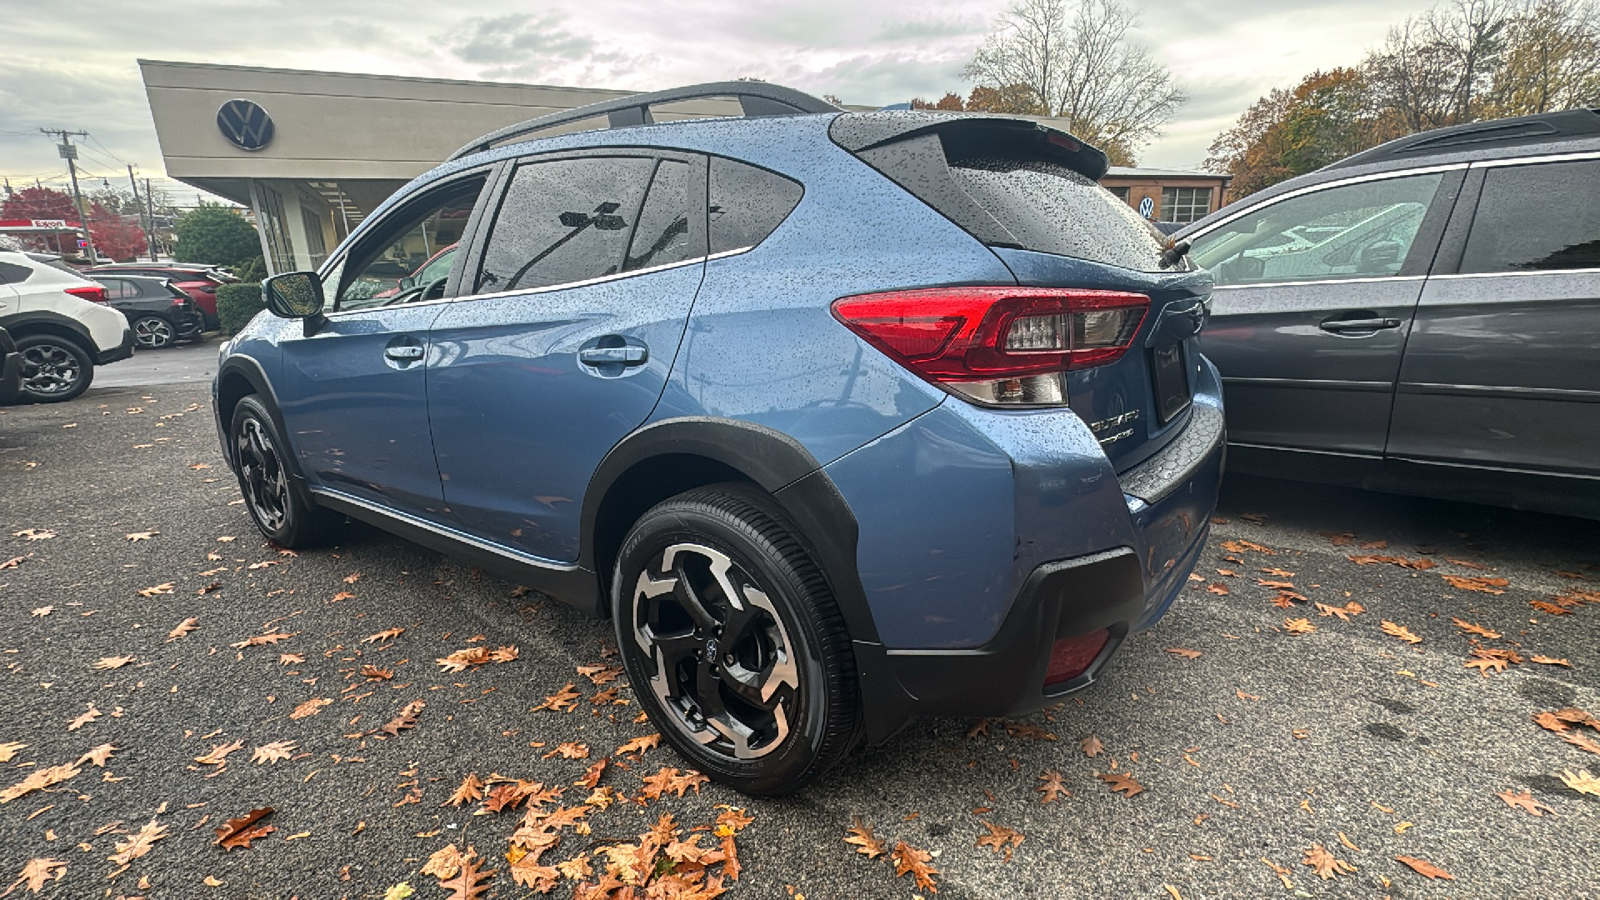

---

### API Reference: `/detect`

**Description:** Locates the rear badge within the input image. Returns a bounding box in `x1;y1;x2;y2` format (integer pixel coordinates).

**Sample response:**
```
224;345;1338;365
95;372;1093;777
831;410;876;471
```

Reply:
1090;410;1140;446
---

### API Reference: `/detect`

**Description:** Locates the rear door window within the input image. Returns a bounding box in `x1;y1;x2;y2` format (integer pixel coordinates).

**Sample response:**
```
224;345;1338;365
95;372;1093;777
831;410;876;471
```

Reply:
477;157;655;293
625;160;698;271
1460;159;1600;273
949;158;1171;271
709;157;802;255
1190;173;1444;286
0;262;31;284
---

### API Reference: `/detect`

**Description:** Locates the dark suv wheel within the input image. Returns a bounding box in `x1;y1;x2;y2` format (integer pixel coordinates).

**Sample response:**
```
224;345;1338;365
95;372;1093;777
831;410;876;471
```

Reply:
230;395;343;547
613;485;860;795
15;334;93;403
130;314;176;349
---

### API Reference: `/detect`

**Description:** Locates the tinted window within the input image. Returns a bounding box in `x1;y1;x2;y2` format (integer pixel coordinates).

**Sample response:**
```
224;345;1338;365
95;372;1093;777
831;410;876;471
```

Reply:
0;262;31;284
334;176;485;311
1460;160;1600;273
709;157;802;255
626;161;696;271
478;157;655;293
950;159;1171;272
1190;173;1443;286
97;278;133;299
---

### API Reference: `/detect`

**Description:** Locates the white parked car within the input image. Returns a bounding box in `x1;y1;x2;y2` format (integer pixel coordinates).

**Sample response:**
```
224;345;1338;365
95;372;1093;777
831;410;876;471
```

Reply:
0;251;134;402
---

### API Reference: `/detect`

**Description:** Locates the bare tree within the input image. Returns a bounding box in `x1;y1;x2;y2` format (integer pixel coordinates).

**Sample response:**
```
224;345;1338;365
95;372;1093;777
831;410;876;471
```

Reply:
1366;0;1516;128
964;0;1184;161
1488;0;1600;113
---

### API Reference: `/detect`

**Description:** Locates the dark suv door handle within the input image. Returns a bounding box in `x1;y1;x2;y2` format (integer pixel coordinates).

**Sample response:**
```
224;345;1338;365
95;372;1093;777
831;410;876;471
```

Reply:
578;345;647;365
1320;317;1401;333
385;345;424;360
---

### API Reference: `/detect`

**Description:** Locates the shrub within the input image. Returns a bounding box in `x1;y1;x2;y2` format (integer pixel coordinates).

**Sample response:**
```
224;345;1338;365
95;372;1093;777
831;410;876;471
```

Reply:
216;282;265;336
173;203;260;268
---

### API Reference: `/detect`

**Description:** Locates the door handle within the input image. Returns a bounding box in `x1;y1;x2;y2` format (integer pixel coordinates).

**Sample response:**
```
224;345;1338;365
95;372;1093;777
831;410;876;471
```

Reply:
1320;317;1401;333
578;345;647;366
385;345;424;361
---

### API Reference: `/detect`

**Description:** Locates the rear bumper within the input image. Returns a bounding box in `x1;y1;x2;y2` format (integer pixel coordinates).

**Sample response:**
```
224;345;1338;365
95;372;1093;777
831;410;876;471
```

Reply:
838;360;1225;740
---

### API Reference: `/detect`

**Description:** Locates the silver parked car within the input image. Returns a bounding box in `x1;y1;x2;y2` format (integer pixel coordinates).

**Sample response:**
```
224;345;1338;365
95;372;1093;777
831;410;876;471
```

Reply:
1178;109;1600;519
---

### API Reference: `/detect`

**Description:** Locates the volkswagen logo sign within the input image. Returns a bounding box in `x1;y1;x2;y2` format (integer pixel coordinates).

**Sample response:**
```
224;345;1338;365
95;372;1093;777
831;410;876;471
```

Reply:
216;99;274;151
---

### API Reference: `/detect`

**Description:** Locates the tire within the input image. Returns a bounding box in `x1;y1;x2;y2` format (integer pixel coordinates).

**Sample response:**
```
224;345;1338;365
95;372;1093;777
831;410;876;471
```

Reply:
15;334;94;403
130;314;176;349
613;484;860;795
229;395;342;548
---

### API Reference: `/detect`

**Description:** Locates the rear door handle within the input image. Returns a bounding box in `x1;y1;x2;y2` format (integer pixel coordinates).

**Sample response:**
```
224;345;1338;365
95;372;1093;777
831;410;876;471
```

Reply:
578;346;647;365
1320;317;1401;333
385;345;424;360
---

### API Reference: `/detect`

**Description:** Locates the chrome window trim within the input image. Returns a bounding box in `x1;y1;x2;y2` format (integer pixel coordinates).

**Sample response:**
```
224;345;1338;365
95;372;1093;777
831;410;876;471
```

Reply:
1212;275;1426;290
1427;266;1600;281
1185;163;1469;240
308;487;580;573
321;247;751;318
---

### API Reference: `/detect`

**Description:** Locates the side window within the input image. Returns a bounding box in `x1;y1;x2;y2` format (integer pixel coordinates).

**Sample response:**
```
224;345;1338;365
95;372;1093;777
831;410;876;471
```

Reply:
334;176;485;312
625;160;696;271
709;157;802;255
98;279;131;299
1191;173;1444;287
0;262;33;283
1460;160;1600;273
477;157;655;293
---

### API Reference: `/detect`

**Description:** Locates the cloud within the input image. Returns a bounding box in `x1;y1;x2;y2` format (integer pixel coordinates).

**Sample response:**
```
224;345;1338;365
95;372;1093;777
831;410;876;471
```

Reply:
447;13;599;66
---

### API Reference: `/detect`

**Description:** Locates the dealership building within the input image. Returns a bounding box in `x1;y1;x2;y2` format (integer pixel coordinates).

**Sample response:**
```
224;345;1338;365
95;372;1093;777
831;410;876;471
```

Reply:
140;60;1229;275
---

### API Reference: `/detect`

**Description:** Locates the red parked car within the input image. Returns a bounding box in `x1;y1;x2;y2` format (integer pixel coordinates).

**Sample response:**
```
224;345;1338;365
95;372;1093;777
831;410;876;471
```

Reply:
83;263;238;331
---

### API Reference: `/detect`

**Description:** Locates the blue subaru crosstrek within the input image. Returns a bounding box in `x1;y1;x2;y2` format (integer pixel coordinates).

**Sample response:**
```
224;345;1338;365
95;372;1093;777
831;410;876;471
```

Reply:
216;82;1224;795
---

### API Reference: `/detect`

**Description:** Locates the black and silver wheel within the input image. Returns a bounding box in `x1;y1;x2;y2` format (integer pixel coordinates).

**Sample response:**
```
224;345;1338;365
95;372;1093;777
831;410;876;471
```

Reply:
130;314;176;349
16;335;93;403
614;485;859;795
229;395;341;547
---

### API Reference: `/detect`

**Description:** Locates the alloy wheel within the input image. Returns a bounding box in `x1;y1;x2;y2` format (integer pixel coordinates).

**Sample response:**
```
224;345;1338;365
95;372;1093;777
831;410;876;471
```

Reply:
235;416;288;532
629;542;800;760
19;343;81;396
133;316;174;349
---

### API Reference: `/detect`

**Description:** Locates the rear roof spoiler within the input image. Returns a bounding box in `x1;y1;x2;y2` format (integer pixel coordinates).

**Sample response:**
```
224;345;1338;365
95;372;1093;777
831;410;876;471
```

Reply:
448;81;840;162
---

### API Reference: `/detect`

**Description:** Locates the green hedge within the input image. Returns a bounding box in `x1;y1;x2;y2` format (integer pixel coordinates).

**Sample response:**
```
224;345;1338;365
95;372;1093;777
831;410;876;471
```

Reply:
216;282;265;336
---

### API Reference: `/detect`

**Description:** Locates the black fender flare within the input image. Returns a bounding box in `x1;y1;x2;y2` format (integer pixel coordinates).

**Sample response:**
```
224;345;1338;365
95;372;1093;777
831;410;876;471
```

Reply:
214;355;309;488
579;416;882;646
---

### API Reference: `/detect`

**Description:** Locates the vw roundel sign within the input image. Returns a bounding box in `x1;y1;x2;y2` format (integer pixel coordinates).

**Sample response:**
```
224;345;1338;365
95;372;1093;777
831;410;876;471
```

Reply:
216;99;274;151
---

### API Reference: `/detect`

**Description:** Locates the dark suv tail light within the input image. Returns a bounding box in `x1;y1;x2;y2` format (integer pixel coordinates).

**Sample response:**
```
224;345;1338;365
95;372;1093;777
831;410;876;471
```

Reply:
65;285;108;303
831;287;1148;406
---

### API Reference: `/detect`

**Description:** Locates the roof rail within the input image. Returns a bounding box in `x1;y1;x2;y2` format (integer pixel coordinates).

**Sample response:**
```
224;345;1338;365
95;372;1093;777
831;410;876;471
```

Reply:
1327;108;1600;170
448;81;841;161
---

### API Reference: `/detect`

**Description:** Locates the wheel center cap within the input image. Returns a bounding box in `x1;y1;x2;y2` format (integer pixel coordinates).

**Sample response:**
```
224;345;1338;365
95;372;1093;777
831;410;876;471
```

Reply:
704;638;718;658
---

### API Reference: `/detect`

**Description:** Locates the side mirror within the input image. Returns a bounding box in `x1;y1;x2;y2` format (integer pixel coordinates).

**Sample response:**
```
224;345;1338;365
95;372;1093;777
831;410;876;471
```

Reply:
263;271;324;319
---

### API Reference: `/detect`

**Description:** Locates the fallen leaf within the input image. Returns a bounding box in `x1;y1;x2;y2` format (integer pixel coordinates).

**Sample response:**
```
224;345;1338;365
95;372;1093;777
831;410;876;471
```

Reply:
1380;621;1422;645
1531;655;1571;667
194;739;245;765
0;763;80;804
1441;575;1509;594
890;841;939;893
1496;790;1555;816
975;820;1025;860
30;605;51;617
577;664;624;684
13;529;56;541
93;656;135;670
422;844;465;880
1261;856;1294;889
279;653;305;665
77;744;116;768
0;743;25;764
382;883;415;900
576;758;607;789
214;808;275;850
1350;554;1435;570
108;819;168;865
1284;618;1316;634
541;741;589;760
1559;769;1600;797
125;531;158;541
1395;855;1454;880
67;705;100;732
532;683;580;713
1097;771;1145;797
1165;647;1202;659
6;858;66;895
615;733;661;756
1315;601;1364;621
1530;600;1572;616
1451;617;1500;639
437;854;495;900
1304;844;1356;879
137;583;175;597
252;741;298;765
1206;583;1230;595
1037;770;1069;803
167;618;199;641
290;698;332;720
362;627;404;643
380;700;425;737
1081;735;1104;758
360;664;394;680
444;774;485;807
231;632;293;649
1222;539;1274;554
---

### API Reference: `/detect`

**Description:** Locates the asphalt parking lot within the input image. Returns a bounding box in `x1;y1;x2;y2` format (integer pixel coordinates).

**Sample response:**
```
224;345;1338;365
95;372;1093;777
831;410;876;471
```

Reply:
1;367;1597;899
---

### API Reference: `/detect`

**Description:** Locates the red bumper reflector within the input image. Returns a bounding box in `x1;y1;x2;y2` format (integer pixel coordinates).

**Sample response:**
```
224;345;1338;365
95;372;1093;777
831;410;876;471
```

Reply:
1044;629;1111;687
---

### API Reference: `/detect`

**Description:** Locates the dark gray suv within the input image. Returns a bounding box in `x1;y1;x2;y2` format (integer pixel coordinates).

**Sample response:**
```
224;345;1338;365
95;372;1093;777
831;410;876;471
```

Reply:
1179;109;1600;519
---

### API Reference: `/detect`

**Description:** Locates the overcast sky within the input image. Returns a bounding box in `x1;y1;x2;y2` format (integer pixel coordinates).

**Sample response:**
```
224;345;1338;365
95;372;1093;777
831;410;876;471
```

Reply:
1;0;1445;202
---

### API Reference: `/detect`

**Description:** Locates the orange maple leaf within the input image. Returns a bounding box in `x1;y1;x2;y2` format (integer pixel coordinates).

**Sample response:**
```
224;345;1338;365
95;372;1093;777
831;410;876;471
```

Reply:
1303;844;1355;879
1097;771;1145;797
6;857;67;894
437;854;495;899
107;819;167;865
1037;770;1069;803
532;683;581;713
1081;735;1105;758
1495;790;1555;817
445;773;484;807
843;817;886;858
975;820;1025;860
615;733;661;756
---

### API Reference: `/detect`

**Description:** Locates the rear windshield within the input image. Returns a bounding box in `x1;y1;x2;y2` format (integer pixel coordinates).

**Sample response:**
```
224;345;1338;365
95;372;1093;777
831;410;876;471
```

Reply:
949;158;1172;272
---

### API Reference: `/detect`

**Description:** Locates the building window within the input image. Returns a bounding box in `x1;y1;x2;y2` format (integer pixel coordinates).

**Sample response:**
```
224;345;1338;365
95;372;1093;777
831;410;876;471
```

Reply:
1106;186;1131;204
1160;187;1212;224
251;182;296;275
301;206;328;269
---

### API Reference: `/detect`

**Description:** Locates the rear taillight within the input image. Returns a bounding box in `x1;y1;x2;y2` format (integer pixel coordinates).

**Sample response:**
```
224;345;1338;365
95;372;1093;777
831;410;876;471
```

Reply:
65;285;108;303
831;287;1148;406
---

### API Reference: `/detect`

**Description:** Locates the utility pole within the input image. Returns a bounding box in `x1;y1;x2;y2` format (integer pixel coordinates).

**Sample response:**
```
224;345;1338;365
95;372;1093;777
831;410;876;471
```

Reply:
146;178;161;258
39;128;98;264
127;165;158;261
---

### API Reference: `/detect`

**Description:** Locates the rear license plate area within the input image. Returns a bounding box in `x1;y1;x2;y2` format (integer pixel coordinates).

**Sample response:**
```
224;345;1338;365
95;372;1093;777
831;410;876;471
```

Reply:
1150;343;1191;424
